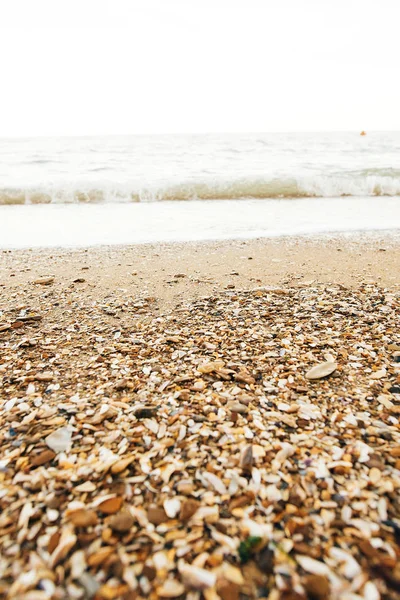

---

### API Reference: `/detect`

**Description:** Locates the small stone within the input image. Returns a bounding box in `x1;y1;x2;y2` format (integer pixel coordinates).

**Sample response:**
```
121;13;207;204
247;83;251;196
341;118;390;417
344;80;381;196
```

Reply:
148;505;168;525
228;401;248;414
303;574;330;599
34;277;54;285
35;372;54;382
240;444;253;472
217;579;240;600
30;449;56;467
174;273;186;278
306;362;337;380
109;511;134;533
68;509;98;527
0;323;11;333
134;406;158;418
389;385;400;394
180;499;200;521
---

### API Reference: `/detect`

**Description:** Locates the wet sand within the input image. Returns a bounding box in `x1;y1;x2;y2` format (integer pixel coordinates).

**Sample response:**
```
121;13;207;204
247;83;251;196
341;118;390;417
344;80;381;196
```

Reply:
1;235;400;311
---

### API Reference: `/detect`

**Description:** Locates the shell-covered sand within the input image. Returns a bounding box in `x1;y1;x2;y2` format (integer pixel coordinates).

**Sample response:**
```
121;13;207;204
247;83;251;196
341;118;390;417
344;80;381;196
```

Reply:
1;237;400;600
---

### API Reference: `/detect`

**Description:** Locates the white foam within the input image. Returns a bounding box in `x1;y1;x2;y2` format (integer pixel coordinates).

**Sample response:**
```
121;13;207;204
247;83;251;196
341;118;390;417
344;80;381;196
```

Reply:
1;132;400;204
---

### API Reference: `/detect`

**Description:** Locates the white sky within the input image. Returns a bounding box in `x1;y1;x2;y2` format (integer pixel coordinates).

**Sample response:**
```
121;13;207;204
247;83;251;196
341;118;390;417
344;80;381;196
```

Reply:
0;0;399;136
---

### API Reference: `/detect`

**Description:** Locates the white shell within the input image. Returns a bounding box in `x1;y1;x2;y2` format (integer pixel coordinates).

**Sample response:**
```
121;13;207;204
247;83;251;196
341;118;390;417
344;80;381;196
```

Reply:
306;362;337;380
180;564;216;590
46;427;72;453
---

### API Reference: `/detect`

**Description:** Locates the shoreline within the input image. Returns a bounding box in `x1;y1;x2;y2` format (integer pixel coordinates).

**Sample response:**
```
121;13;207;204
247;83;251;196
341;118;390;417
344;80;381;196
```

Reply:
2;227;400;250
1;235;400;313
2;197;400;249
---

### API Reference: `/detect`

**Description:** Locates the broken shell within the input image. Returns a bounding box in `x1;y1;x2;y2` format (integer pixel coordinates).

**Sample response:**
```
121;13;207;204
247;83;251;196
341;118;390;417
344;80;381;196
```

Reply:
164;498;181;519
180;563;217;590
45;427;72;454
34;276;54;285
157;579;185;598
306;361;337;380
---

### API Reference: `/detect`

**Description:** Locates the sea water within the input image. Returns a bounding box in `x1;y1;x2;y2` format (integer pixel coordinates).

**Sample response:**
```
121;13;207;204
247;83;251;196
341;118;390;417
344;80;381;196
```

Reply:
0;132;399;247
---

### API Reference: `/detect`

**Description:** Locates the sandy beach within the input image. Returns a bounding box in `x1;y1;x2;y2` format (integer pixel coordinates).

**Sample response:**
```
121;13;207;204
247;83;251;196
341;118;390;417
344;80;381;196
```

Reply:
1;235;400;599
1;234;400;309
2;0;400;597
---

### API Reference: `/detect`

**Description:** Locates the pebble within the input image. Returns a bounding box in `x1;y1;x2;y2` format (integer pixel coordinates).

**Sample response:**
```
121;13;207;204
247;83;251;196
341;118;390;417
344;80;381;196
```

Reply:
109;511;134;533
240;444;253;472
303;574;330;599
179;499;200;521
68;509;98;527
134;406;158;418
228;401;248;414
30;449;56;467
35;372;54;382
148;505;168;525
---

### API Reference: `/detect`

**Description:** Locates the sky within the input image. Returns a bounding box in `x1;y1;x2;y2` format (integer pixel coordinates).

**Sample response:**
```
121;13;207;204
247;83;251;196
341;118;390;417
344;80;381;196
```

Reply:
0;0;399;136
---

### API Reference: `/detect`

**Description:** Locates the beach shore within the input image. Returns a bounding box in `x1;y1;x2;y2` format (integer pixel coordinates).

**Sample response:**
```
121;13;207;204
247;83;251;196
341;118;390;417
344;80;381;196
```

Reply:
1;235;400;599
1;234;400;310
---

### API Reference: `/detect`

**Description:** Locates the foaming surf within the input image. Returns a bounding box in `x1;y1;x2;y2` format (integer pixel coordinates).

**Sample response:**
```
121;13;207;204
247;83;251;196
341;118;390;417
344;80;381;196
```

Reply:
1;131;400;205
2;169;400;205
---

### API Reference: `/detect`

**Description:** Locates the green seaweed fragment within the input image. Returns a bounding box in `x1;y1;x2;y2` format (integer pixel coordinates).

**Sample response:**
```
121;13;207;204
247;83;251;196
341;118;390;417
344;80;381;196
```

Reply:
238;536;262;563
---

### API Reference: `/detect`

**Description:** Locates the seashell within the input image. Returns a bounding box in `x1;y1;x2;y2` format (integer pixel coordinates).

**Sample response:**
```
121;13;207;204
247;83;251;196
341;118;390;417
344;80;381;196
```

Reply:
306;362;337;380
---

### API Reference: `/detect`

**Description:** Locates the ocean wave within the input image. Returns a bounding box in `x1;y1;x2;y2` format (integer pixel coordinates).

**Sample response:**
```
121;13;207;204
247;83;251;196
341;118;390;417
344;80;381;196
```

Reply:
1;171;400;205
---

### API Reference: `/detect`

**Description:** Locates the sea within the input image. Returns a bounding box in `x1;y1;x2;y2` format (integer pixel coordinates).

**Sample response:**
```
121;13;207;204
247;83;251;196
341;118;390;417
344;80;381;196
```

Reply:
0;131;400;248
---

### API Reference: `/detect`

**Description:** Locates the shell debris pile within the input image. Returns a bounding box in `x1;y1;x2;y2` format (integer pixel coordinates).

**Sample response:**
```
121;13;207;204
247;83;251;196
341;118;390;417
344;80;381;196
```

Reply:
0;282;400;599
